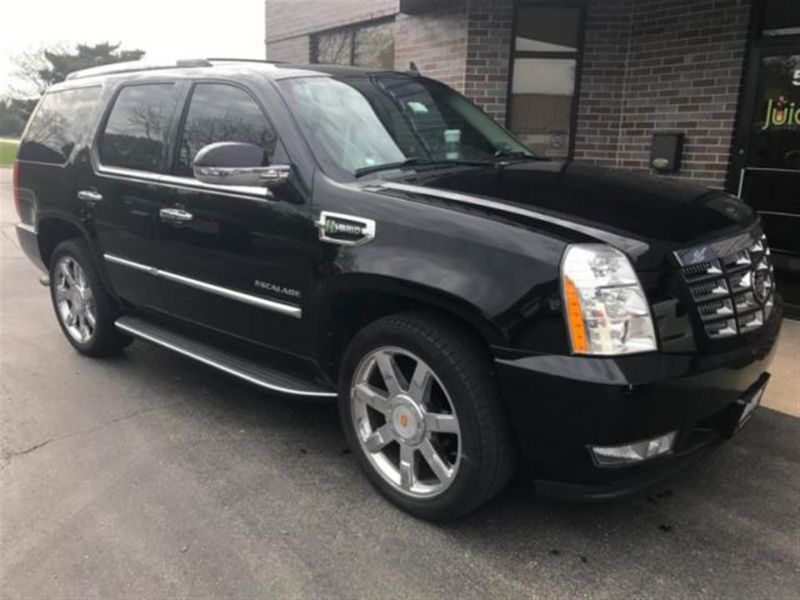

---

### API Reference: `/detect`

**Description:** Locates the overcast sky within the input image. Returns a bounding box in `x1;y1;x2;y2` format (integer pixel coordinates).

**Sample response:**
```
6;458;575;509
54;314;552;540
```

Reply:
0;0;265;95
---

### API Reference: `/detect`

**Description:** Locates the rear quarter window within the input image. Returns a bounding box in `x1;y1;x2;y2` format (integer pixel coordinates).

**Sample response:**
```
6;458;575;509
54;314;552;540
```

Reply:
100;83;179;172
18;86;102;164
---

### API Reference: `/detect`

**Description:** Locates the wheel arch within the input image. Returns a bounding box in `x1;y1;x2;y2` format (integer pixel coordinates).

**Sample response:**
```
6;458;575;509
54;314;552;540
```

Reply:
314;275;506;382
36;213;117;299
37;214;91;269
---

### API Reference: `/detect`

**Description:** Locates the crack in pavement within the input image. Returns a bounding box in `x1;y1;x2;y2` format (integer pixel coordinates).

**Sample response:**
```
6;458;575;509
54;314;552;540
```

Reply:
1;439;50;462
0;402;177;472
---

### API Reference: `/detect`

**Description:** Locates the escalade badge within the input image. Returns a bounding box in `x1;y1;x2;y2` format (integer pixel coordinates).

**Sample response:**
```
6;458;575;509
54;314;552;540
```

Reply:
316;211;376;246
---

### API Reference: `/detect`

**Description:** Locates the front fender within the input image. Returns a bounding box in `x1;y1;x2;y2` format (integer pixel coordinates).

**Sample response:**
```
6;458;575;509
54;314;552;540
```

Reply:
312;173;570;354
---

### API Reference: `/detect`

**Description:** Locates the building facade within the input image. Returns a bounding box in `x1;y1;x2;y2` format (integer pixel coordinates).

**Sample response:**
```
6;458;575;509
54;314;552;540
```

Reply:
266;0;800;310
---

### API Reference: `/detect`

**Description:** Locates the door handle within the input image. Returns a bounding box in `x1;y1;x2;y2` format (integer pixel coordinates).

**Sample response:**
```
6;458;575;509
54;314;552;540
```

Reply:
77;189;103;203
159;207;194;223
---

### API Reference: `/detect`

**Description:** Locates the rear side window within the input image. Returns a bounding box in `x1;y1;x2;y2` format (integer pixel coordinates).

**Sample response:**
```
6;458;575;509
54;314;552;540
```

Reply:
100;83;179;172
175;83;277;176
19;86;101;164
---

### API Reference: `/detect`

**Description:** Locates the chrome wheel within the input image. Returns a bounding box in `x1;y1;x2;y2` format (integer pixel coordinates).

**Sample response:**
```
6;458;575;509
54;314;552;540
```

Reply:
350;346;461;498
54;256;96;344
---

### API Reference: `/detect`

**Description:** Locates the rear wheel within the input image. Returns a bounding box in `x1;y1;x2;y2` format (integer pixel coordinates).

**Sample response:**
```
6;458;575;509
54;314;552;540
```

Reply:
49;239;131;356
339;311;515;520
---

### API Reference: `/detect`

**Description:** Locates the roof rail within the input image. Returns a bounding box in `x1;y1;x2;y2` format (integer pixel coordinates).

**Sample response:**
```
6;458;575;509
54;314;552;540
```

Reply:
206;57;286;64
66;59;212;81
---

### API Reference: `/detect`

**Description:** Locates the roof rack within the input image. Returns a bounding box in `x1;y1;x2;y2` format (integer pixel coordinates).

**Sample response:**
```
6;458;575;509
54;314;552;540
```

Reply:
66;59;212;81
65;58;286;81
206;57;286;64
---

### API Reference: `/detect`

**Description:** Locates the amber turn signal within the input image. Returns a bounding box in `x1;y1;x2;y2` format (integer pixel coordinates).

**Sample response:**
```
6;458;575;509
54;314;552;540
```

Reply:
563;276;588;353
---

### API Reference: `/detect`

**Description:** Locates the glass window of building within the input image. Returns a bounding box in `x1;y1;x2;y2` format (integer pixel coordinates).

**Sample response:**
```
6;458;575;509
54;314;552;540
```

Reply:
312;19;395;69
509;2;584;158
762;0;800;37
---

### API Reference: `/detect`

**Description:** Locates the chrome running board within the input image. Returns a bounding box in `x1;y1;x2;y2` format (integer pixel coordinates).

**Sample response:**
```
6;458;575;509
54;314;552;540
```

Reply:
115;316;337;398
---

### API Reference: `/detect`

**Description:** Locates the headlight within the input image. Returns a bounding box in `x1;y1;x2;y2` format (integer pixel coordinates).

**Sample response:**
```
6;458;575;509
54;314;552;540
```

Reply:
561;244;657;355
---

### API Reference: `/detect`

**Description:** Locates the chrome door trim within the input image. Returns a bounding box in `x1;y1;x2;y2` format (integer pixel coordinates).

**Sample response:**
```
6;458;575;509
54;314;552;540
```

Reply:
158;270;300;316
94;164;270;201
103;253;301;318
115;320;333;397
104;253;157;275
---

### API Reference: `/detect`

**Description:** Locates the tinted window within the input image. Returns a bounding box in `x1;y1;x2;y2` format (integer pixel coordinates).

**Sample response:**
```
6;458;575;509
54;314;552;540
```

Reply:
19;86;101;164
100;83;178;172
175;83;277;176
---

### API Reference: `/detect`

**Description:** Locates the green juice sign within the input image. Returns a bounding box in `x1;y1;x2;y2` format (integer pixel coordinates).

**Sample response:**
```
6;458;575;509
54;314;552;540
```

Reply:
762;95;800;130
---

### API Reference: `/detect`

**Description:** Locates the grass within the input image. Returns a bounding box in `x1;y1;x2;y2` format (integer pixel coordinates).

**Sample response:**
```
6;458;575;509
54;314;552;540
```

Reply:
0;138;20;167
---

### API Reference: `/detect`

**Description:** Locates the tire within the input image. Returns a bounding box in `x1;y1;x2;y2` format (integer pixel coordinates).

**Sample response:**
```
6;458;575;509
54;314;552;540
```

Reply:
338;311;515;520
49;238;132;356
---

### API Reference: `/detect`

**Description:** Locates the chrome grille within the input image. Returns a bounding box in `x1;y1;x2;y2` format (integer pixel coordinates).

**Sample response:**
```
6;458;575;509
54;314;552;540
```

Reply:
678;233;775;339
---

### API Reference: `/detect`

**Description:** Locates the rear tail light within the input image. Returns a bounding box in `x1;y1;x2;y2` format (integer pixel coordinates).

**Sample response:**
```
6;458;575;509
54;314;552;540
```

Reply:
12;159;21;220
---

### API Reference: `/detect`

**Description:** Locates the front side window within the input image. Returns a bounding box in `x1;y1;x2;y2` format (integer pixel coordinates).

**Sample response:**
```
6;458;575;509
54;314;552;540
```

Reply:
100;83;179;172
278;74;532;177
509;2;583;158
19;86;101;164
175;83;277;177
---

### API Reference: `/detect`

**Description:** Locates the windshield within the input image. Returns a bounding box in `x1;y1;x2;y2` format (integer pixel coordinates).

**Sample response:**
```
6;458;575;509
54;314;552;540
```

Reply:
278;73;534;178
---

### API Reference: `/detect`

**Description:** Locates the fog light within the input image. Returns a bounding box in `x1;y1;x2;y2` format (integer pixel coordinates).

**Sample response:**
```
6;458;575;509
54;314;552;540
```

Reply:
590;431;677;467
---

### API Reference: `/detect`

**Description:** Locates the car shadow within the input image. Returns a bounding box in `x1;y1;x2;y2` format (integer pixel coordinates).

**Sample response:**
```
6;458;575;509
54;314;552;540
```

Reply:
103;340;800;596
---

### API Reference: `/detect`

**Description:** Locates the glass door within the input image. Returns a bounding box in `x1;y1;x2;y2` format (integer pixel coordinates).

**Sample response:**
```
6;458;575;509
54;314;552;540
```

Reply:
735;39;800;313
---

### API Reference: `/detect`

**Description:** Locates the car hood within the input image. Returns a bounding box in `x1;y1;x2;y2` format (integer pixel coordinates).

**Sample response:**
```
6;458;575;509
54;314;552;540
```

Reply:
376;160;756;270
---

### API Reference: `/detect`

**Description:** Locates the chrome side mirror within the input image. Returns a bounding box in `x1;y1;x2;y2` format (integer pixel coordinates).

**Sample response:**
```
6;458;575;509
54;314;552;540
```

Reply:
192;142;291;188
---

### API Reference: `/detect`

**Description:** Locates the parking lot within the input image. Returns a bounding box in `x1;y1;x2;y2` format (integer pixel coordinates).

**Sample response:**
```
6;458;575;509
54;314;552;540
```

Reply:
1;169;798;599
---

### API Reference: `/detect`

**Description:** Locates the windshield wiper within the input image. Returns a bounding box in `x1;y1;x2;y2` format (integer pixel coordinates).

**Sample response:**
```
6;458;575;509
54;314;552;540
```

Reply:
355;158;426;177
355;158;497;177
493;150;540;161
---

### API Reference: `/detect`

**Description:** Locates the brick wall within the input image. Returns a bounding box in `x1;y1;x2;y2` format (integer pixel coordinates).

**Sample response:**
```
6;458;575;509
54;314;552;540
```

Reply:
395;3;469;91
463;0;514;124
394;0;514;122
574;0;752;188
267;36;311;63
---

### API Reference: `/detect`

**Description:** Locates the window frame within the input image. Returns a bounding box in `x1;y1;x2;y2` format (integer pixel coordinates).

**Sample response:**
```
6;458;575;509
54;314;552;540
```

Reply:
310;17;396;68
169;79;281;178
95;80;184;175
506;0;587;159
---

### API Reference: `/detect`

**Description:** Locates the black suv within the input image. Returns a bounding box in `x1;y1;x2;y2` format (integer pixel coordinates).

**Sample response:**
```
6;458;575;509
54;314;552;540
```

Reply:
14;59;782;519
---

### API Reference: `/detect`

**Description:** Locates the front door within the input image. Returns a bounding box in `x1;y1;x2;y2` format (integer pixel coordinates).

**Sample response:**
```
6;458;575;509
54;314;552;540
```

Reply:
734;36;800;313
155;81;313;356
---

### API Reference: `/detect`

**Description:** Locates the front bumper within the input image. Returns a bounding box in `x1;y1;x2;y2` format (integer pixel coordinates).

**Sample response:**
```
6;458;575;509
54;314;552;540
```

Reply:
493;304;782;499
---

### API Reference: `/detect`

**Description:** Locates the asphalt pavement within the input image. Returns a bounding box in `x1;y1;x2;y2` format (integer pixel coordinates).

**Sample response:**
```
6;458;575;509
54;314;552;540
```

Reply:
1;169;798;599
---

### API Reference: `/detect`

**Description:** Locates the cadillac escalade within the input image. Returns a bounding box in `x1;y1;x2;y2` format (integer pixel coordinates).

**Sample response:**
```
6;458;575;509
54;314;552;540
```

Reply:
13;59;782;519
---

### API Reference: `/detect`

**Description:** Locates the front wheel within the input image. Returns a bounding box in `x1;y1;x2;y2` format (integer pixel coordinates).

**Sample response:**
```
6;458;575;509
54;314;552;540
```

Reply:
339;311;515;520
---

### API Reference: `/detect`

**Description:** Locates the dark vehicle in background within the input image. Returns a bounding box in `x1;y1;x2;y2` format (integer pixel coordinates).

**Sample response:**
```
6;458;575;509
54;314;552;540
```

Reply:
13;60;782;519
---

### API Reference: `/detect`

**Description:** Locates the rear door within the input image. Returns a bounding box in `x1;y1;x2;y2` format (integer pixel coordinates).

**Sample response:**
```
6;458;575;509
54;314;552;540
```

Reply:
88;81;184;311
155;80;313;355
